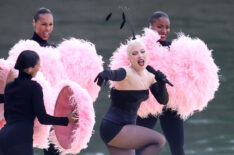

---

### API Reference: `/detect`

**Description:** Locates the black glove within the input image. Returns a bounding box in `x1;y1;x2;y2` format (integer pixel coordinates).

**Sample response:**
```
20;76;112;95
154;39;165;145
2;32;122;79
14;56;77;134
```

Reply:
94;68;126;87
146;65;173;86
146;65;166;83
150;83;168;105
94;70;110;87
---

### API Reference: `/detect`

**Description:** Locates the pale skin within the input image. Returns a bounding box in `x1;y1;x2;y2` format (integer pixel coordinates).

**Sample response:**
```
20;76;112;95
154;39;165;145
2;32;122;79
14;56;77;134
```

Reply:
113;42;156;91
107;41;166;155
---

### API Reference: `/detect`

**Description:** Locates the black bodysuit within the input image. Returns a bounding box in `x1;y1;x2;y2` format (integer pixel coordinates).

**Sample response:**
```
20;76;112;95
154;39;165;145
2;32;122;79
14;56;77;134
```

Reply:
100;88;149;143
0;71;68;155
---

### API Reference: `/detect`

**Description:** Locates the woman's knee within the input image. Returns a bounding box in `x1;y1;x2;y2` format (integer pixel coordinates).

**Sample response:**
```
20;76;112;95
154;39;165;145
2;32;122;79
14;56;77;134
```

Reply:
153;133;166;149
159;136;166;149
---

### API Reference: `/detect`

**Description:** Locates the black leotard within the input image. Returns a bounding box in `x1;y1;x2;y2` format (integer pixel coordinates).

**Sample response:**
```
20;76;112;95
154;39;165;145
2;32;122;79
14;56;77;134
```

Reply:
100;88;149;143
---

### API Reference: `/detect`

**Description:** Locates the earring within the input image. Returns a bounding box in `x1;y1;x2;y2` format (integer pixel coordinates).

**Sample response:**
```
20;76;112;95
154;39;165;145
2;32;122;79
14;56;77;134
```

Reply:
25;68;32;74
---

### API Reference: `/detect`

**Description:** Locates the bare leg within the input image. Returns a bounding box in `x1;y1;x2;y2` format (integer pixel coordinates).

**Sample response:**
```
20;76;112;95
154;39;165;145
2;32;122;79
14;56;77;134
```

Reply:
107;125;166;155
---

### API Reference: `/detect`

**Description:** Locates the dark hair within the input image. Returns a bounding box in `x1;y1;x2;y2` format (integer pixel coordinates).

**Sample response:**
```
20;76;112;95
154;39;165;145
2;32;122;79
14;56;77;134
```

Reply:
34;8;53;22
149;11;169;25
14;50;40;70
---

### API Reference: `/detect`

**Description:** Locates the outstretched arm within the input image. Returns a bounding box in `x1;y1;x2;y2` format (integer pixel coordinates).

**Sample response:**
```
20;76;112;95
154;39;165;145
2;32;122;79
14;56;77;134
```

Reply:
32;82;69;126
94;68;127;87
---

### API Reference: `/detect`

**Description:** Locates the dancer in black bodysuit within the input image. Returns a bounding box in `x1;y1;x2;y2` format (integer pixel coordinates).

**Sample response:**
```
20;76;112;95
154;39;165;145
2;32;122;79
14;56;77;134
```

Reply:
0;50;76;155
95;39;169;155
4;8;62;155
136;11;185;155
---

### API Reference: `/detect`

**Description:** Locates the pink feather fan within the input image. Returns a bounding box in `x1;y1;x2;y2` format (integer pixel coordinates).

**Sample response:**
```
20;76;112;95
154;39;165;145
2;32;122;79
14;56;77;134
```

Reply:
167;33;219;119
7;40;67;86
57;38;103;102
110;28;219;120
2;39;97;152
0;59;13;129
50;80;95;155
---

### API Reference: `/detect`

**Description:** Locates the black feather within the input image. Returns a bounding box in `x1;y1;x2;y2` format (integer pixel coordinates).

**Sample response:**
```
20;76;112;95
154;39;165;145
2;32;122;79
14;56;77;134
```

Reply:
120;12;126;29
105;12;112;22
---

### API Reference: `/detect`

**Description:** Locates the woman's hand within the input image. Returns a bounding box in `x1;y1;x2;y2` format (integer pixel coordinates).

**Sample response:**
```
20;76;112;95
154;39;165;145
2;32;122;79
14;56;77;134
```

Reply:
94;68;126;86
67;112;78;124
94;70;110;87
146;65;166;83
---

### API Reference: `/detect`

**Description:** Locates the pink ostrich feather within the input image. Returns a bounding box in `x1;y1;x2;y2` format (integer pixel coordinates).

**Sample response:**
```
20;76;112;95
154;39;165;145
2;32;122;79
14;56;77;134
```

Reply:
0;119;6;129
36;46;67;86
50;80;95;155
57;38;103;102
7;40;67;86
0;59;12;93
110;28;219;120
166;33;220;119
7;40;41;63
32;72;56;149
0;59;14;126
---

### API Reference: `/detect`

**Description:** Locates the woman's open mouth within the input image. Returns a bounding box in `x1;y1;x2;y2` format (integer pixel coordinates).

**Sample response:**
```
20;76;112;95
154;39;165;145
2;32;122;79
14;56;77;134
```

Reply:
138;59;144;66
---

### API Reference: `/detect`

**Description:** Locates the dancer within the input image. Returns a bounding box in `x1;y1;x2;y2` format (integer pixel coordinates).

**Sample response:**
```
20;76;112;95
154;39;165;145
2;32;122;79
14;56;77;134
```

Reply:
6;7;55;84
95;39;168;155
0;50;76;155
136;11;185;155
2;7;101;154
32;8;60;155
31;7;55;47
5;8;63;155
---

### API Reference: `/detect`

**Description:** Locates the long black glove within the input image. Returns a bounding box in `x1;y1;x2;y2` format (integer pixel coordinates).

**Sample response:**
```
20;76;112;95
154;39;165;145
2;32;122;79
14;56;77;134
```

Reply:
146;65;169;105
150;83;168;105
146;65;173;87
0;94;4;103
94;68;126;87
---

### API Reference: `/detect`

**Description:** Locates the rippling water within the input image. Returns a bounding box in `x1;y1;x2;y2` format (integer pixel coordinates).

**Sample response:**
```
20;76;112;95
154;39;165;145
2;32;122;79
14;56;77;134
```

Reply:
1;0;234;154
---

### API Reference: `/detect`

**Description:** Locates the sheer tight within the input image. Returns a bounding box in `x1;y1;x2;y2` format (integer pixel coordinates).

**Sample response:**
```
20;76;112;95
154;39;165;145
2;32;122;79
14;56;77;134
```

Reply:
136;109;185;155
106;124;166;155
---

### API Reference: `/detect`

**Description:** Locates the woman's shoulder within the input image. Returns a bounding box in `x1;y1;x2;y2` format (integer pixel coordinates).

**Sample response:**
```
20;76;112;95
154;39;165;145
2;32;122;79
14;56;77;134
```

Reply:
30;80;42;90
